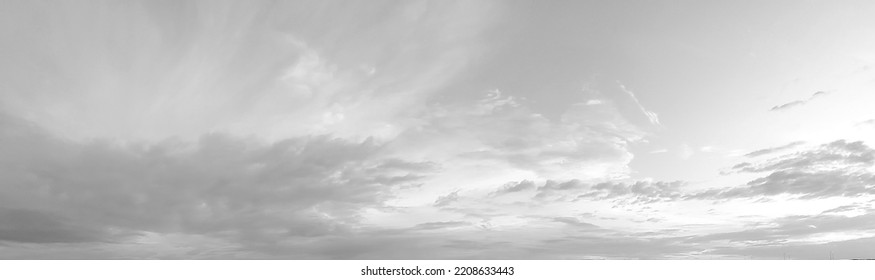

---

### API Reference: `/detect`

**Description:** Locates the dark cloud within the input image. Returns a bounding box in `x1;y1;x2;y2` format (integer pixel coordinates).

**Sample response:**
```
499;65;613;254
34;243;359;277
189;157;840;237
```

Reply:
769;91;829;111
744;141;805;157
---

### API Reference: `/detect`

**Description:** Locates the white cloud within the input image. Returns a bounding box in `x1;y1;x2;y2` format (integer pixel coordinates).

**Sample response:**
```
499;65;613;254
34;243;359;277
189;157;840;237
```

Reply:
617;82;661;126
679;143;694;159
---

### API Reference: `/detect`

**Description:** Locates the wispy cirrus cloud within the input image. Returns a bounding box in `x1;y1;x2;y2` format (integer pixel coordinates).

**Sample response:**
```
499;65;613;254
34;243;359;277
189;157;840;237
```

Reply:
744;141;806;157
617;82;661;126
770;91;829;111
0;0;499;142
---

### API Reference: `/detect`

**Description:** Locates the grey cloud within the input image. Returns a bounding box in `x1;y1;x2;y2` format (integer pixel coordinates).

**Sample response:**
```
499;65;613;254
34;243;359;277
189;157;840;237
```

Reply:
0;207;127;244
769;91;829;111
857;119;875;127
578;181;684;203
535;179;588;199
732;140;873;173
305;227;693;259
0;114;433;255
708;236;875;260
481;179;685;203
434;191;460;207
662;207;875;259
412;221;471;231
769;100;806;111
489;180;537;196
377;158;440;172
550;217;599;228
692;140;875;200
691;170;875;200
821;203;869;214
744;141;805;157
690;211;875;247
531;235;694;259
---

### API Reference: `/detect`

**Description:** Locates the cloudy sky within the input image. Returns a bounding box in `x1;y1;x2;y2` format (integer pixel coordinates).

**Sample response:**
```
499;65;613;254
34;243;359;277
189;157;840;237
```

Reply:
2;0;875;259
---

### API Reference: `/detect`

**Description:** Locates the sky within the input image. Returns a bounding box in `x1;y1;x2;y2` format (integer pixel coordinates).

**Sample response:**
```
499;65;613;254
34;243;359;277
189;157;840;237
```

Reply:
1;0;875;259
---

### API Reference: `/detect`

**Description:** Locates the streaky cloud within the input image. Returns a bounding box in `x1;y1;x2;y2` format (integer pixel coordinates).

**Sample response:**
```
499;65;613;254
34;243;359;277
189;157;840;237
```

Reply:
744;141;806;157
769;91;829;111
617;82;661;126
690;139;875;200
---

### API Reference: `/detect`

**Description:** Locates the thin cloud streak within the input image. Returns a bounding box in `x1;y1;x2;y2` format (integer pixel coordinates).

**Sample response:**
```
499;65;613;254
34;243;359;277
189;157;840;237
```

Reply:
770;91;829;111
744;141;806;157
617;82;661;126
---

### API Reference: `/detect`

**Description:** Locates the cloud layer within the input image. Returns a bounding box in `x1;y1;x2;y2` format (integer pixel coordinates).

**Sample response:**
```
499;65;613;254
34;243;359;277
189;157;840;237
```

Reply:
2;1;875;260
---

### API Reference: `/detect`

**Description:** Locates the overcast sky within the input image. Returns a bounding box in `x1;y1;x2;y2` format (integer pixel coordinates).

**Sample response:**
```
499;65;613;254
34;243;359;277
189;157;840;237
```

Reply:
2;0;875;259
